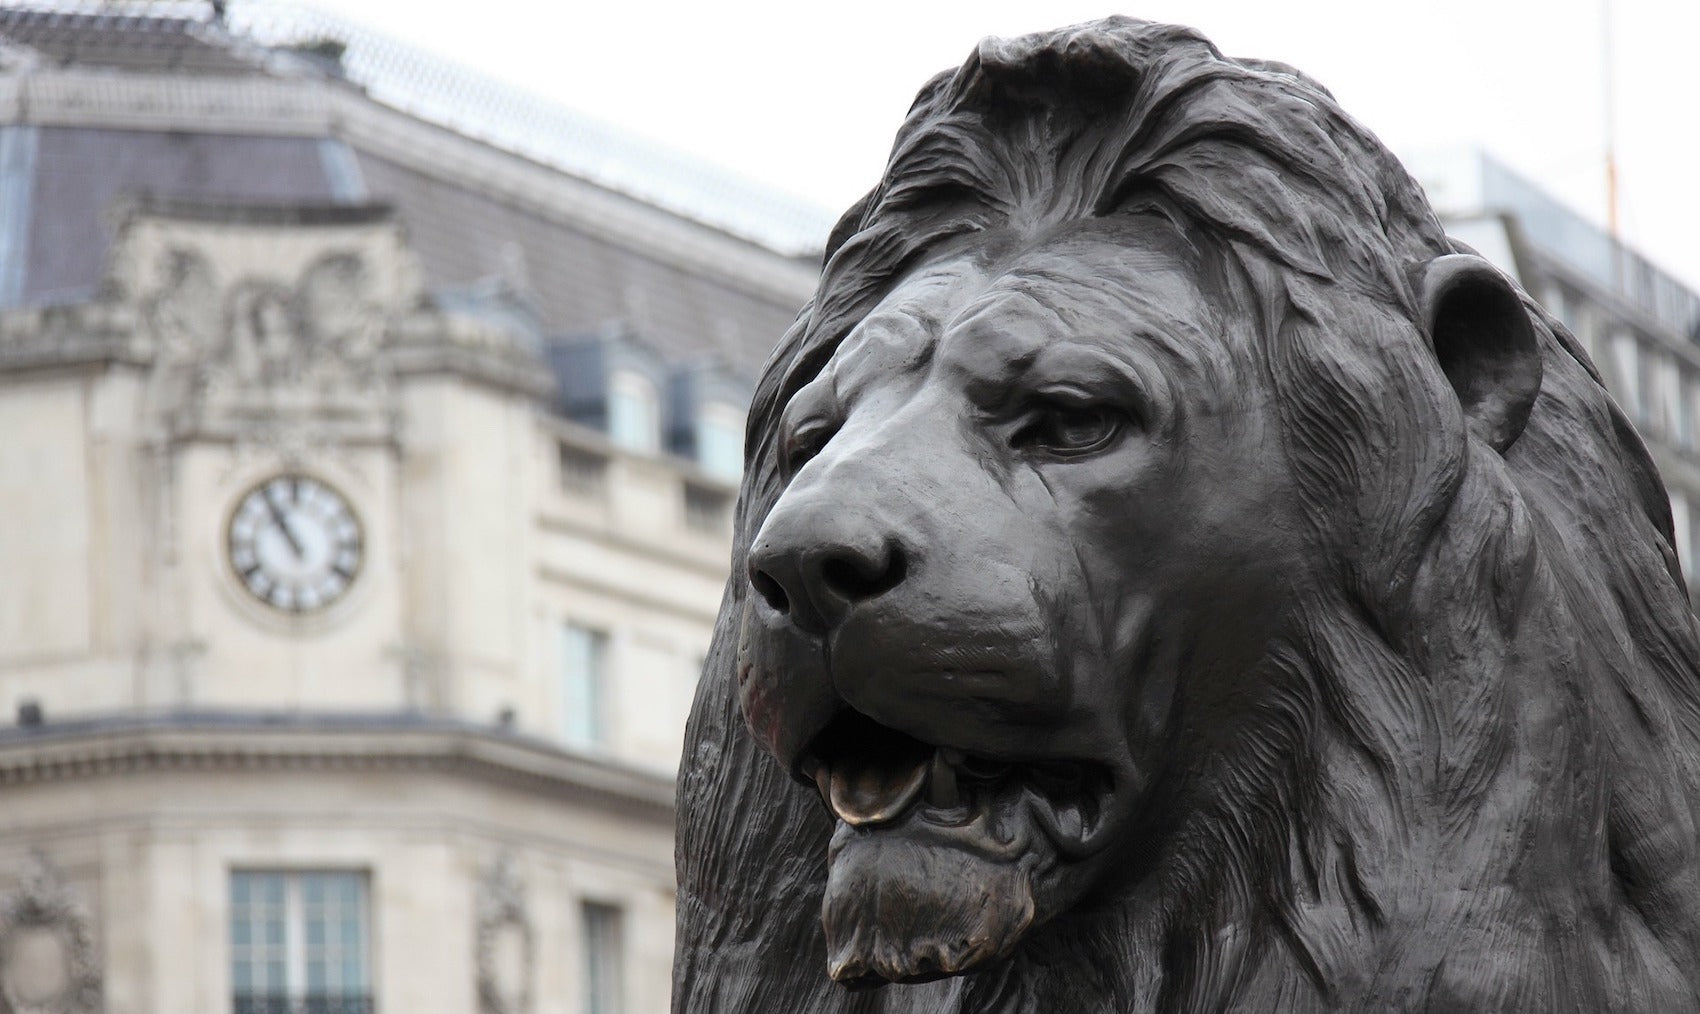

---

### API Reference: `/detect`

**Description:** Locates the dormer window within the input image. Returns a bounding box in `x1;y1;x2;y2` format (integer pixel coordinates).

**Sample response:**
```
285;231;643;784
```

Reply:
547;333;671;455
607;371;661;453
666;363;751;480
695;402;744;481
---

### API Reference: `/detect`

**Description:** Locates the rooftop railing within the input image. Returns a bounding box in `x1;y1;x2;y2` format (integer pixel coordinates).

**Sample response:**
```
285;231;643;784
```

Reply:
2;1;837;257
1476;154;1700;342
224;1;835;257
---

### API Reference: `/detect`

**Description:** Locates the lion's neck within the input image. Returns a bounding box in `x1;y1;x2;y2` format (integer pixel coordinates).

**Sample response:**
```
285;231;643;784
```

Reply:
953;578;1677;1014
1235;586;1619;1011
947;879;1328;1014
934;540;1700;1014
1226;562;1699;1012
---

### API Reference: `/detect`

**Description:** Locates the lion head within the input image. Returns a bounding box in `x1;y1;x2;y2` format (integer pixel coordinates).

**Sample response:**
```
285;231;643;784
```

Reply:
677;18;1700;1012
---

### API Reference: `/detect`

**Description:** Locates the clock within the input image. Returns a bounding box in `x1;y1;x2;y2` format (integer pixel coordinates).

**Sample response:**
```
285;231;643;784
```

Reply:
227;474;363;613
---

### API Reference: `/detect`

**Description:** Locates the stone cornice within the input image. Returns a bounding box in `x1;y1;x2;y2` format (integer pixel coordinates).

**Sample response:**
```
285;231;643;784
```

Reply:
0;713;675;822
0;301;144;371
0;68;335;136
387;313;554;401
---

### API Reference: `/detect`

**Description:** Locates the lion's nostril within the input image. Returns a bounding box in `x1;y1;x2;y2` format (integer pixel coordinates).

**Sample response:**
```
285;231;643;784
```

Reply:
820;547;907;603
751;569;791;614
748;517;906;632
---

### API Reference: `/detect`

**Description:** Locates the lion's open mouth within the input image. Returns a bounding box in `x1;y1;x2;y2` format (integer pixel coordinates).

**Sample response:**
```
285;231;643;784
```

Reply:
799;709;1118;987
801;710;1115;849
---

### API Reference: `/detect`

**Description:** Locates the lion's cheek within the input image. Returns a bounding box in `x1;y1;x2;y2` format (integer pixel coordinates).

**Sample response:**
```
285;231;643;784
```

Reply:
735;602;837;768
821;825;1037;986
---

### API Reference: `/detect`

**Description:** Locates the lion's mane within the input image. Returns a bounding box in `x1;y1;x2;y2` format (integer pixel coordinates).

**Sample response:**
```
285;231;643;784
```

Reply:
675;18;1700;1012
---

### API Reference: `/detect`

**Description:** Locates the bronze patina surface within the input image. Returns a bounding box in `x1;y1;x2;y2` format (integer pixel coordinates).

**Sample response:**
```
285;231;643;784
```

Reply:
675;18;1700;1012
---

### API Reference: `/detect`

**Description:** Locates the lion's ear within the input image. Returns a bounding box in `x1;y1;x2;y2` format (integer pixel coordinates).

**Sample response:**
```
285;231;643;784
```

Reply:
1419;254;1543;454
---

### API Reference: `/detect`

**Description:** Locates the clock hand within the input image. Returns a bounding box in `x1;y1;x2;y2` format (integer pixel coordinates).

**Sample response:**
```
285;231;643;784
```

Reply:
263;488;305;558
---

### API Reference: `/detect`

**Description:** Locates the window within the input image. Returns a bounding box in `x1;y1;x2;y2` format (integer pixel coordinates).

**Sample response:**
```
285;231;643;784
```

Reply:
582;902;623;1014
1640;349;1667;438
1610;331;1643;423
695;403;745;481
557;442;608;497
560;624;609;750
607;373;660;453
1545;283;1591;343
1668;364;1693;451
1688;376;1700;451
1644;348;1681;440
231;871;371;1014
682;482;732;535
1559;289;1597;358
1541;283;1571;330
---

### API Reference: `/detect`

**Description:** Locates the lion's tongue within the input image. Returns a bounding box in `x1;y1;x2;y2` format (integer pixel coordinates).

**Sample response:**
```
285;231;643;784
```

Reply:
821;744;932;827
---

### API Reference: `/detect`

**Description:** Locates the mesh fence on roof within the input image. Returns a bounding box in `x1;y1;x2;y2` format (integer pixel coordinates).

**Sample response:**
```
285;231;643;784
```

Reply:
1;0;836;258
224;1;835;257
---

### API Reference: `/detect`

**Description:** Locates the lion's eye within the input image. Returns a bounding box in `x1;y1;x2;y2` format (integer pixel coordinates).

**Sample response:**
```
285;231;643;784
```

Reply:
1011;403;1125;456
783;418;838;474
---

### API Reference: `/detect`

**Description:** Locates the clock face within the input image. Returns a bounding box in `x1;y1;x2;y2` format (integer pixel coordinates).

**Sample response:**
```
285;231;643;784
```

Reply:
227;475;363;613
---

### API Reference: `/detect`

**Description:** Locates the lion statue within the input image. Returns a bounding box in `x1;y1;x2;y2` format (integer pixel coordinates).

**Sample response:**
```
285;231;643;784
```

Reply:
674;17;1700;1012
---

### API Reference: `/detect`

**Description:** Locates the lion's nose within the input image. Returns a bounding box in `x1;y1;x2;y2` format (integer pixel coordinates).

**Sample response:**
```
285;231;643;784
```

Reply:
748;506;908;634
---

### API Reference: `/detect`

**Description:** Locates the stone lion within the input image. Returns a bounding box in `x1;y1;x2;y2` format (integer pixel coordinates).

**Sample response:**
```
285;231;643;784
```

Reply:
675;17;1700;1012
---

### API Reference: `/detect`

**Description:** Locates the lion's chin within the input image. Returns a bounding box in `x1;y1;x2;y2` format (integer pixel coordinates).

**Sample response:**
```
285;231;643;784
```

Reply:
803;711;1121;986
823;818;1037;987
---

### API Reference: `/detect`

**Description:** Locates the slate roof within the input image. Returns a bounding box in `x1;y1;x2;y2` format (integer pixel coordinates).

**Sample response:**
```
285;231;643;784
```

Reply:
0;3;823;375
19;126;348;306
354;152;803;367
225;2;837;258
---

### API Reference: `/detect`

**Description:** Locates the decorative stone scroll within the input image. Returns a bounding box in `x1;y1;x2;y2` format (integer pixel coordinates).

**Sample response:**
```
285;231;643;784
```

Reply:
141;250;386;390
475;853;533;1014
0;852;101;1014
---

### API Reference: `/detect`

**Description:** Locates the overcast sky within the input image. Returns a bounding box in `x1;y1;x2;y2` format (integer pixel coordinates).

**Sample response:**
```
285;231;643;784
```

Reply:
347;0;1698;291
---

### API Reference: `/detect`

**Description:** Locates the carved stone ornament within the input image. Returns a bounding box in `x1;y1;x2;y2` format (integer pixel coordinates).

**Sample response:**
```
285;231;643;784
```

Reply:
144;247;220;361
474;854;533;1014
222;277;304;384
96;203;417;445
675;16;1700;1013
0;852;101;1014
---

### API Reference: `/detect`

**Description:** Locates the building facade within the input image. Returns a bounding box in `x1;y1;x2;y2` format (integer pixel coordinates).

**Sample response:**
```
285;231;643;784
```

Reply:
1412;149;1700;597
0;5;820;1013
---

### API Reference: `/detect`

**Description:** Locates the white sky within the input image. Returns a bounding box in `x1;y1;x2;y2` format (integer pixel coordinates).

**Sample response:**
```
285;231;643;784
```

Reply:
346;0;1699;292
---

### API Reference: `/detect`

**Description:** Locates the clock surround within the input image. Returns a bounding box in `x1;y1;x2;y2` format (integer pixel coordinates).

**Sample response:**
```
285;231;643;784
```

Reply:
225;473;364;615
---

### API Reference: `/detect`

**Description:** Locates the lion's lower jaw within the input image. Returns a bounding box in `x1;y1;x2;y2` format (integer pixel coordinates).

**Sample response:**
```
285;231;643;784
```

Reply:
821;820;1041;988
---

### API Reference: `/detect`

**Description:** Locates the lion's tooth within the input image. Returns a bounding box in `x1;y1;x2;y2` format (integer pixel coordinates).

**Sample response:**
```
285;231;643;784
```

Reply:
926;748;959;808
827;755;929;827
813;760;833;808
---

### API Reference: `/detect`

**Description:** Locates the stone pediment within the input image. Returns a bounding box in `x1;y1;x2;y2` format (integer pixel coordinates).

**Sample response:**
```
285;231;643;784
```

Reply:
106;200;424;323
94;199;542;442
108;201;417;438
0;198;549;443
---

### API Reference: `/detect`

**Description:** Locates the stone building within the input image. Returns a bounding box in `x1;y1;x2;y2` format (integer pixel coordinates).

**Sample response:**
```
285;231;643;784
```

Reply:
0;5;821;1013
1411;149;1700;596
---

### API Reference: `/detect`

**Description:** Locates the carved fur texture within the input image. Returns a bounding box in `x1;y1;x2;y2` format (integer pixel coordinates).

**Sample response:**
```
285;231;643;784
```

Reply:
675;18;1700;1012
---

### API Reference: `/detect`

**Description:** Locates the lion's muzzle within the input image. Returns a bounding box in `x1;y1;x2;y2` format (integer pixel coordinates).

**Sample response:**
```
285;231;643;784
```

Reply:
747;483;910;636
738;343;1145;988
